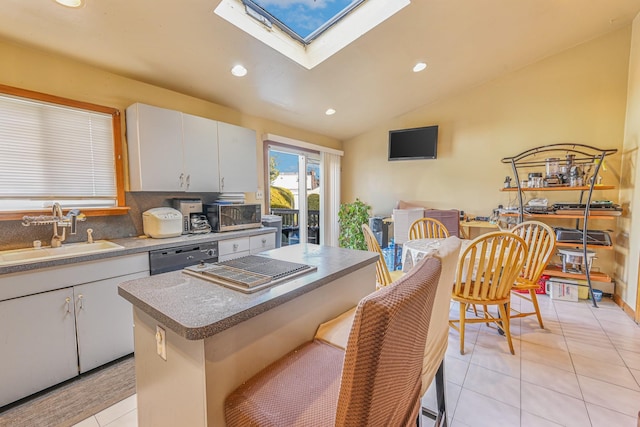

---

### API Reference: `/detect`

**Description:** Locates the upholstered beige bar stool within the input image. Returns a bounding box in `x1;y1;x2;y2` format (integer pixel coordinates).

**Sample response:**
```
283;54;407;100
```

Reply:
225;256;443;427
315;236;462;427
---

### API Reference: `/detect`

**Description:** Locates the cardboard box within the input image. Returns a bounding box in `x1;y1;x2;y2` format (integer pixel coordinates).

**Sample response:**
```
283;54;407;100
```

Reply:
546;280;580;301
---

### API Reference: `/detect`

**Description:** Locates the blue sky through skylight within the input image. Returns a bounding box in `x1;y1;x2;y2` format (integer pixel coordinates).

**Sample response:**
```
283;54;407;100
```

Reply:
250;0;361;40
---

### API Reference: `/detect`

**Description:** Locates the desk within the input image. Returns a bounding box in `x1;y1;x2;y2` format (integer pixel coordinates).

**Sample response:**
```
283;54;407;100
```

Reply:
460;220;499;239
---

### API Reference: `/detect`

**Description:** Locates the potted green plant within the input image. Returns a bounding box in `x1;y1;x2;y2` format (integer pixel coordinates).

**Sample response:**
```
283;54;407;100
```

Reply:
338;198;371;250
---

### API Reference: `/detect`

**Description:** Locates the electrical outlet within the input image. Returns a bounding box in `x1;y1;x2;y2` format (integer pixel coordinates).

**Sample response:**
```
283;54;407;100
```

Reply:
256;189;264;200
156;325;167;361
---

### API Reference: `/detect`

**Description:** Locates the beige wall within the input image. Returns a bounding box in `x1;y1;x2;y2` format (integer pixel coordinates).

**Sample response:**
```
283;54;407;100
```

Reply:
0;37;342;202
619;14;640;315
342;27;633;305
342;27;630;215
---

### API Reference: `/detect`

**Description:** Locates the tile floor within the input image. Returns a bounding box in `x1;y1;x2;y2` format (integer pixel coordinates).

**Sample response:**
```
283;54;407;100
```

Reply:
73;295;640;427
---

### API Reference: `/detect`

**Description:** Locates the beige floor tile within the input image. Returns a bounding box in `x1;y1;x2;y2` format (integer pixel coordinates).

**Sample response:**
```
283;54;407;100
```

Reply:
518;328;568;351
444;355;470;386
95;394;137;426
565;338;625;366
520;341;574;372
452;389;520;427
578;374;640;417
571;353;640;391
470;342;521;378
475;328;521;354
102;408;137;427
631;368;640;386
608;334;640;354
520;411;563;427
521;358;582;399
619;348;640;370
72;416;100;427
521;382;590;427
462;363;520;407
586;402;639;427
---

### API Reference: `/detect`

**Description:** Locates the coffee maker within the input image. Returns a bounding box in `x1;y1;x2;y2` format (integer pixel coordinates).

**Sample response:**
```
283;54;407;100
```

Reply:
172;198;203;234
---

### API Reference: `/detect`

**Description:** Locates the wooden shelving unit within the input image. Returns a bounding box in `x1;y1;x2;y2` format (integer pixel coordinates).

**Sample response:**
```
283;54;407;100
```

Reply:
499;212;619;220
542;265;612;283
500;185;615;192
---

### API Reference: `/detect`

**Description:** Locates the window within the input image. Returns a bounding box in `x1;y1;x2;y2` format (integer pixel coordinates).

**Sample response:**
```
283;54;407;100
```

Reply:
244;0;366;45
215;0;410;69
0;85;125;217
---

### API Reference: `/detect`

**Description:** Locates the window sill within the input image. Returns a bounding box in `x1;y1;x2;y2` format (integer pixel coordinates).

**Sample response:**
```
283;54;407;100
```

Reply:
0;206;131;221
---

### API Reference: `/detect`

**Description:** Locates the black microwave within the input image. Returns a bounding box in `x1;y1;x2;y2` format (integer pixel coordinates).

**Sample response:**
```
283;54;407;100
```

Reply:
204;203;262;232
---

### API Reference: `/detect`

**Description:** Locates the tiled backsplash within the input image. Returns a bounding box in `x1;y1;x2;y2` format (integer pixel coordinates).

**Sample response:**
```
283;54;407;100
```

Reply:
0;192;220;250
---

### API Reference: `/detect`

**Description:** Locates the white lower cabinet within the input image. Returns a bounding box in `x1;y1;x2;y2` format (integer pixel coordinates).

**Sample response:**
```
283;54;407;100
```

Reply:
250;233;276;254
218;232;276;261
0;253;149;407
0;287;78;407
75;271;148;373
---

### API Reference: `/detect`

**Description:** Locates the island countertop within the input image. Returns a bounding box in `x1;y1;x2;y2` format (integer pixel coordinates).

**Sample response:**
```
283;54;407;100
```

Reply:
118;243;377;340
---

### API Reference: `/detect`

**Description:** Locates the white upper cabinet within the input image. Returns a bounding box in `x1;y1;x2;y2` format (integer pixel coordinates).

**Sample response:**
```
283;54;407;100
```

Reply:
217;121;258;193
182;113;220;192
126;103;256;193
127;103;184;191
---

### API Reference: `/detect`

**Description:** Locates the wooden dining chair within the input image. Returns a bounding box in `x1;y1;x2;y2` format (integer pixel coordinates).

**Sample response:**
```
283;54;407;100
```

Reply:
362;223;403;289
449;231;527;355
509;221;556;329
409;217;450;240
225;256;443;427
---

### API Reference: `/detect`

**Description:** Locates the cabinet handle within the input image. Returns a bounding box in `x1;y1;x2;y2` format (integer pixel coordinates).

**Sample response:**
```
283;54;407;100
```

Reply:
221;177;225;191
233;243;238;251
179;173;185;188
262;238;266;245
77;294;84;310
186;174;191;190
65;297;71;313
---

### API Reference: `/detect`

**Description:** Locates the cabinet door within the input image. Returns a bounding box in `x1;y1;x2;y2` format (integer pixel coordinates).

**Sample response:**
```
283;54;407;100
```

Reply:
74;271;149;373
126;103;184;191
250;233;276;254
182;113;220;192
0;288;78;407
218;237;251;261
217;122;258;192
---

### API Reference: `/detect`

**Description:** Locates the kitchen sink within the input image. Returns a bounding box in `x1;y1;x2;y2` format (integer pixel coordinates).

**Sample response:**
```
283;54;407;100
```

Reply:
0;240;124;266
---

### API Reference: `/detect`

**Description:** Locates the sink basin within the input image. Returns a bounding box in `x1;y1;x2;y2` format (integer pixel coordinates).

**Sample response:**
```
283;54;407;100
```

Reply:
0;240;124;266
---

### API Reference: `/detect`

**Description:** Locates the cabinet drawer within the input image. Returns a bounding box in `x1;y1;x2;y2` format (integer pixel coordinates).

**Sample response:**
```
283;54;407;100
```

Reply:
0;253;150;302
250;233;276;254
218;238;250;256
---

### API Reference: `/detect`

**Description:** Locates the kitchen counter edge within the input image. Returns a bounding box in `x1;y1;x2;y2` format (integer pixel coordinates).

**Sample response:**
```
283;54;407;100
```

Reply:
0;228;276;275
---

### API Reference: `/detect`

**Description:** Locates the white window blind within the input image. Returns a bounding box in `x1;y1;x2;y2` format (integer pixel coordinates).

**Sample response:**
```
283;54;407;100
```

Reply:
0;93;117;211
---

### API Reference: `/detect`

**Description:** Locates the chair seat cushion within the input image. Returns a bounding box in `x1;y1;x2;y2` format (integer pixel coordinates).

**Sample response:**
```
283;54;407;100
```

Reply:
225;340;343;427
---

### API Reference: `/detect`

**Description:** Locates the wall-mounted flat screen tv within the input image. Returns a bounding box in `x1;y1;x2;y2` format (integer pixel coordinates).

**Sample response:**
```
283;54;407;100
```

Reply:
388;125;438;161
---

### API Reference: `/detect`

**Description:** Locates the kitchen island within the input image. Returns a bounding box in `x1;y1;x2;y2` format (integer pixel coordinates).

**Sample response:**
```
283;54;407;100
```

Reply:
118;243;377;427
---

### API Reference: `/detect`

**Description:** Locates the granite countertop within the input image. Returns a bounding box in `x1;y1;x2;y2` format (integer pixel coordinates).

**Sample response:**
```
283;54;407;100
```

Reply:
0;227;276;275
118;244;378;340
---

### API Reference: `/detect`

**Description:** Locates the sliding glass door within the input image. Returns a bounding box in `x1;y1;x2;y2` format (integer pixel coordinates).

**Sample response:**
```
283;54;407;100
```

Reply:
268;145;320;246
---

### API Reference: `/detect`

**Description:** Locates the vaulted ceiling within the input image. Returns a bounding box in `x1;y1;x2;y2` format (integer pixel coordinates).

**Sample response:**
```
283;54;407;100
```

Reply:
1;0;639;140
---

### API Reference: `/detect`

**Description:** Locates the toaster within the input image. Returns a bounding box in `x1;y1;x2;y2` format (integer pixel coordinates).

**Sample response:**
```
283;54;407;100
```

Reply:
142;207;183;238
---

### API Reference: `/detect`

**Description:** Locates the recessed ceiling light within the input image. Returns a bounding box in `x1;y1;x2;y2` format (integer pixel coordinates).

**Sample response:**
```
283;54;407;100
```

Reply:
54;0;85;8
231;65;248;77
413;62;427;73
325;108;336;116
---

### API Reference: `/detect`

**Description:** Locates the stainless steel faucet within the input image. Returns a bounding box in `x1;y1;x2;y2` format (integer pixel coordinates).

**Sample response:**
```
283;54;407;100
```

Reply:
51;203;82;248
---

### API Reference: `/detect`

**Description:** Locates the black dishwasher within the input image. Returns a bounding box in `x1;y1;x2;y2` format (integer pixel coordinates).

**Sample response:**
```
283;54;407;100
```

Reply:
149;241;218;275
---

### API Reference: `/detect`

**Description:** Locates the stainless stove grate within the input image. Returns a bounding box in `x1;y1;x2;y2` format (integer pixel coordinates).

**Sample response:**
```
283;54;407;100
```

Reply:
183;255;316;293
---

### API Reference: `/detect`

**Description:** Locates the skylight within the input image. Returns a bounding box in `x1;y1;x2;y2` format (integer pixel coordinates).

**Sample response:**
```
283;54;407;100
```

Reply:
243;0;365;45
215;0;410;69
